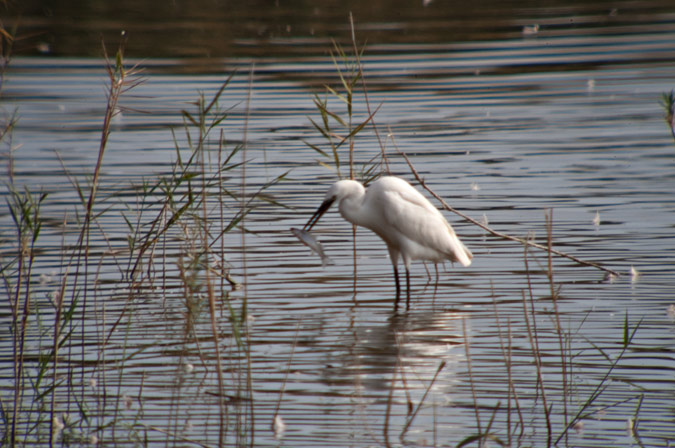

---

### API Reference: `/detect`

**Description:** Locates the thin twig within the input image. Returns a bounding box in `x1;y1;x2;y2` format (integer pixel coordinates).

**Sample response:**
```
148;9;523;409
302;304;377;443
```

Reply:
523;246;553;447
383;355;398;448
273;321;301;422
491;289;523;444
461;317;482;445
546;211;569;432
241;64;255;448
396;147;621;277
399;360;446;438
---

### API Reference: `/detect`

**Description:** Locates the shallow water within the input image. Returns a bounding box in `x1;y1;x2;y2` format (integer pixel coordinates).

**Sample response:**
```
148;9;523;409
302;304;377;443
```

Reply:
2;2;675;447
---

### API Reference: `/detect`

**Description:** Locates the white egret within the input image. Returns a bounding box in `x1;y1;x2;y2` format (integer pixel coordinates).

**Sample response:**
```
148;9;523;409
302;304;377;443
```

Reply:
304;176;472;308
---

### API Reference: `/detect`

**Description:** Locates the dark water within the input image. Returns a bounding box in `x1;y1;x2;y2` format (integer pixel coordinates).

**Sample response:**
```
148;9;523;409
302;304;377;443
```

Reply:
2;2;675;447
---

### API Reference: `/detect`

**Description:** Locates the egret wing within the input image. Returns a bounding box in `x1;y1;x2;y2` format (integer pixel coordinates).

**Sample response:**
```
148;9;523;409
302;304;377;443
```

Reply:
382;187;473;266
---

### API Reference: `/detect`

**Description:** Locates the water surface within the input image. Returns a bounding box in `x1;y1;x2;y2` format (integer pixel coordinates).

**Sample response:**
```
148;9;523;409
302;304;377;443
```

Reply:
2;2;675;447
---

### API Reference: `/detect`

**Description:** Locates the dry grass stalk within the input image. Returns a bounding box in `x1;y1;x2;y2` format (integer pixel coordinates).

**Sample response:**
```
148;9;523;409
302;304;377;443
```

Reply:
399;360;446;439
461;317;482;445
491;291;524;444
522;244;553;447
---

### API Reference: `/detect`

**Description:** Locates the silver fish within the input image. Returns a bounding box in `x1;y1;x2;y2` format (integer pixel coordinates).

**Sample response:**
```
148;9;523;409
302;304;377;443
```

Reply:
290;227;334;266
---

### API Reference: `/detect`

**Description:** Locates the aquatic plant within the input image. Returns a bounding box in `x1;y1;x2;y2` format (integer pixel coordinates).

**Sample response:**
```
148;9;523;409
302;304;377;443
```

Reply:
1;36;282;446
305;17;382;182
121;68;285;446
660;90;675;142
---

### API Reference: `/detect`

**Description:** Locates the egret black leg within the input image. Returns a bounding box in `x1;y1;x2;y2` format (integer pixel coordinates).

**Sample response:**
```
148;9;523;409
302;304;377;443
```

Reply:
393;264;401;310
405;266;411;311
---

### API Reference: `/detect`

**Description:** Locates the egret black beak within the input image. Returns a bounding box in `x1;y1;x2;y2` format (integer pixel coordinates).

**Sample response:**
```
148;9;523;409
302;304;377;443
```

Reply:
304;197;335;231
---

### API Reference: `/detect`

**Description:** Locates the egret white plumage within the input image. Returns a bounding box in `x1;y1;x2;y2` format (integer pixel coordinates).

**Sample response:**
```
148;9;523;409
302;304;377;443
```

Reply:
304;176;472;308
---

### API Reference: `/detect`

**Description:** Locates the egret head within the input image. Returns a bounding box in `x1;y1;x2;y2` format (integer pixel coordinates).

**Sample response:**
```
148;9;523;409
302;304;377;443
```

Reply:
304;180;364;231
